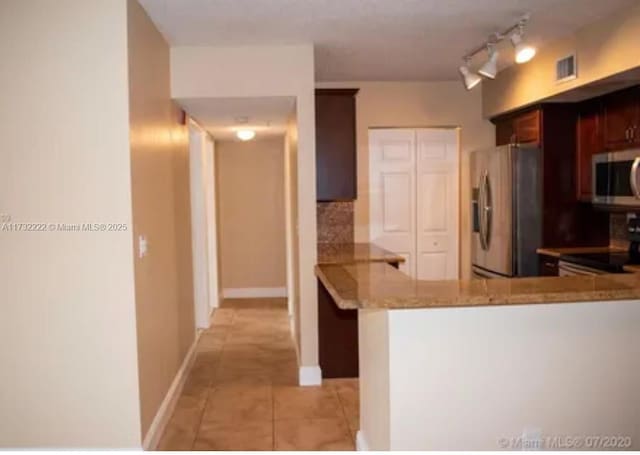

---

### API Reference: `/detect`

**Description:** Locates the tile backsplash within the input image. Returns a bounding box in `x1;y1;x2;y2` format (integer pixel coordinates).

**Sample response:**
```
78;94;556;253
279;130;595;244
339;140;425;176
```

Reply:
317;201;354;244
610;212;630;249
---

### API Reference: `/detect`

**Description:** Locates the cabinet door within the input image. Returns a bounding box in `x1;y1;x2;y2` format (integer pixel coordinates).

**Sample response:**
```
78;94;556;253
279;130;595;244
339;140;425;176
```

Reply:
495;118;514;146
514;110;540;145
315;89;358;201
538;256;558;277
603;88;639;151
633;87;640;145
576;101;603;202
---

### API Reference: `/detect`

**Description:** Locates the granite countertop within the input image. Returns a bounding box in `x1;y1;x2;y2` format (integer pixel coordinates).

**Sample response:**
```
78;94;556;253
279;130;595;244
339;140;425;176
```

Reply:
315;262;640;310
317;242;405;265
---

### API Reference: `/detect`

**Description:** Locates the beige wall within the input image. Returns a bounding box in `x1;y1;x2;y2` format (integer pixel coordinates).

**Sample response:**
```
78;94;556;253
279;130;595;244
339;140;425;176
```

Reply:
171;45;319;372
127;0;195;441
216;138;287;290
0;0;141;447
483;3;640;117
317;82;494;279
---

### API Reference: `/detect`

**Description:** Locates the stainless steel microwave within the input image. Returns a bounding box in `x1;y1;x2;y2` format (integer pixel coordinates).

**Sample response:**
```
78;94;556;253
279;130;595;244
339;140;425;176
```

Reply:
592;149;640;207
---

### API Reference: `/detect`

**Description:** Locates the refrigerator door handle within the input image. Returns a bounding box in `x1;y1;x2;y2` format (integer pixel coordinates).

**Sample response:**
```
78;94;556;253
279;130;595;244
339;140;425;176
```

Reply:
483;171;493;249
479;171;491;251
631;157;640;199
478;171;487;250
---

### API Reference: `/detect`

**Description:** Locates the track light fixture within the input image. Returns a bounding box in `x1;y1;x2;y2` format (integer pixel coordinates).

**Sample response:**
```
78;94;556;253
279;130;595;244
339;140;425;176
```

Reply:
511;23;536;64
459;58;482;91
459;14;536;89
478;44;499;79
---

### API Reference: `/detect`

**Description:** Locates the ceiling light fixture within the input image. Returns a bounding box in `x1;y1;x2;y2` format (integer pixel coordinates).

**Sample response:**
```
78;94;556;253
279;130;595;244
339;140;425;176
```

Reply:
458;14;536;89
236;129;256;141
459;59;482;91
511;23;536;64
478;44;499;79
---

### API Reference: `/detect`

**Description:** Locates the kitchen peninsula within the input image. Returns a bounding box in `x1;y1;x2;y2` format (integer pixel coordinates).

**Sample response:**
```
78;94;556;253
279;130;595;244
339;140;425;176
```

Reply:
316;243;403;378
315;261;640;450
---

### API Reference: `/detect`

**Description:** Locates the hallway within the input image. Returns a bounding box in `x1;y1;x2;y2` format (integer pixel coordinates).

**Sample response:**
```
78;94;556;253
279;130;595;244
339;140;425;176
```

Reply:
158;299;358;450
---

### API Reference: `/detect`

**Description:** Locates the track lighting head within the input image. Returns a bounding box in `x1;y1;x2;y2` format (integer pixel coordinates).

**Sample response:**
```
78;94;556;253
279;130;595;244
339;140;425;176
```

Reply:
458;14;536;83
511;23;536;64
459;60;482;91
478;45;499;79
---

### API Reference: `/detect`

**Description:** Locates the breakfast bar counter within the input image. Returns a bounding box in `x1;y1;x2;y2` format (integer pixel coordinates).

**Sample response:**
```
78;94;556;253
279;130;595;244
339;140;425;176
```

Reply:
317;242;405;265
315;243;403;379
315;261;640;310
313;260;640;450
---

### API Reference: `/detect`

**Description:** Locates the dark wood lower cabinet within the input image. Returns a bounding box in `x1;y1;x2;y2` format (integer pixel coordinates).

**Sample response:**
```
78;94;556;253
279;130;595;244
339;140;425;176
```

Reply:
538;256;559;277
318;261;399;378
318;279;358;378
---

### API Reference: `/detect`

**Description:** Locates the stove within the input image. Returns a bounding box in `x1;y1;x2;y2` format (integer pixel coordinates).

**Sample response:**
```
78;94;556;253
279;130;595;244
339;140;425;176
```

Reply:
558;251;635;274
557;217;640;276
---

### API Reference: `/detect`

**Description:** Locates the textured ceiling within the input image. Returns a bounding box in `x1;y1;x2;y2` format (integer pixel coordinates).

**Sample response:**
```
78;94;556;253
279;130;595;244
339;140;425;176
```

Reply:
179;97;295;140
140;0;637;81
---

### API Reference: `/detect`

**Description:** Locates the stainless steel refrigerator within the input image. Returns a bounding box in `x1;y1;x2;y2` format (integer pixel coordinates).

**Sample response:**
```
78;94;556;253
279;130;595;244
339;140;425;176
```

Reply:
471;144;542;278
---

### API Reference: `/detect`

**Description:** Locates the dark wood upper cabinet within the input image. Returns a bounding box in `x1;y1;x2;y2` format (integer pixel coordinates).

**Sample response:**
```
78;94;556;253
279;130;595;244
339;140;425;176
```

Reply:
495;118;514;146
492;104;610;249
315;88;359;201
493;109;541;146
513;110;541;145
576;100;603;202
603;86;640;151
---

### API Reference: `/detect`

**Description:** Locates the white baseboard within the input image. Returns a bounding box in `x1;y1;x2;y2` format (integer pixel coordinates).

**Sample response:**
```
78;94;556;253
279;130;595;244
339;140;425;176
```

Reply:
298;365;322;386
222;287;287;299
142;331;201;450
356;430;369;451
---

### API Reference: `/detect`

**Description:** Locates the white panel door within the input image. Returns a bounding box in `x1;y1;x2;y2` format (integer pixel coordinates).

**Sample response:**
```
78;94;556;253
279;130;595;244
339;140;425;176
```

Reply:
416;129;459;280
369;128;459;281
369;129;417;277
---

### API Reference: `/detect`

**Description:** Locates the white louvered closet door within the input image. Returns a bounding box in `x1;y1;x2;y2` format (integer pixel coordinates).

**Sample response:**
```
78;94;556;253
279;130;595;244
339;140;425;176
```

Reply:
369;128;459;280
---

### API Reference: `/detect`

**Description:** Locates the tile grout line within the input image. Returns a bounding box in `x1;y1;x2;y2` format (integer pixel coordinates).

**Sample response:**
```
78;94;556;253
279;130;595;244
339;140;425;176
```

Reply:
333;384;357;444
190;301;312;450
191;306;235;450
271;383;276;450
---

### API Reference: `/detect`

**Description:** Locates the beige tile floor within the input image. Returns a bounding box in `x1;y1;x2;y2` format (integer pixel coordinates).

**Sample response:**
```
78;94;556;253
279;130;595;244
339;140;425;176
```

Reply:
158;298;358;451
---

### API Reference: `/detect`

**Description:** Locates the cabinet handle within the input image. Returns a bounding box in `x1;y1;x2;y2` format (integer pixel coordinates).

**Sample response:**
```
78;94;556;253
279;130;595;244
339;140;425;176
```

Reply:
626;128;630;141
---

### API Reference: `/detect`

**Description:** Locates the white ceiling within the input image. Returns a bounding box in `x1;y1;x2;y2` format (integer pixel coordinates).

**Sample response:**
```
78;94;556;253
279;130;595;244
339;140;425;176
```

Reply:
140;0;637;81
179;96;296;140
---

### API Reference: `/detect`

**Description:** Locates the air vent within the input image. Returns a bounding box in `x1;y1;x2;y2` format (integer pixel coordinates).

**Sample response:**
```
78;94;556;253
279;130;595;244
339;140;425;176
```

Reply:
556;54;577;83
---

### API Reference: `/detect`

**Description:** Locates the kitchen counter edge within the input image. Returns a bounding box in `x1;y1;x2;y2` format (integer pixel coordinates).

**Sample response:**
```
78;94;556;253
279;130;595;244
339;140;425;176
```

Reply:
315;262;640;311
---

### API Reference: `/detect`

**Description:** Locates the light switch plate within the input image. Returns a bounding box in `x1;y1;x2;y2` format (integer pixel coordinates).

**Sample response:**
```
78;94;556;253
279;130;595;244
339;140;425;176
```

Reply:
138;235;148;258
